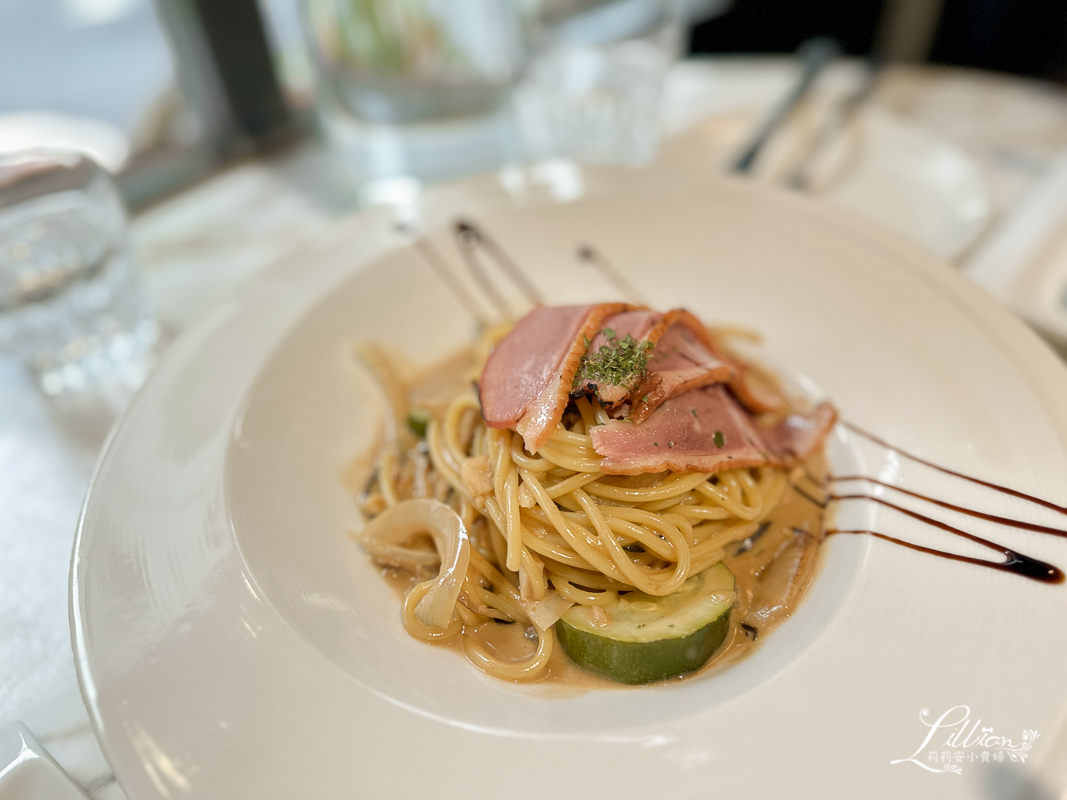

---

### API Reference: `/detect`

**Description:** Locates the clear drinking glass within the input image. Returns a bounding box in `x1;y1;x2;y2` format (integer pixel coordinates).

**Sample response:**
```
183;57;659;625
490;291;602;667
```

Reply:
522;0;682;164
300;0;530;191
0;150;159;404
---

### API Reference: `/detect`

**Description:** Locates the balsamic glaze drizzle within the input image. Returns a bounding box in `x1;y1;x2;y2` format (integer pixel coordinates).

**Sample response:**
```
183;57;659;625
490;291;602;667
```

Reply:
832;475;1067;538
842;421;1067;516
395;222;491;327
454;224;512;319
454;220;544;308
807;424;1067;584
576;244;649;306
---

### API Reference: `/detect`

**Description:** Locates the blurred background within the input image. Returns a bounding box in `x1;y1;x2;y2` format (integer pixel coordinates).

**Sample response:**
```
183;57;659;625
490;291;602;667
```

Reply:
6;0;1067;350
692;0;1067;77
4;0;1067;209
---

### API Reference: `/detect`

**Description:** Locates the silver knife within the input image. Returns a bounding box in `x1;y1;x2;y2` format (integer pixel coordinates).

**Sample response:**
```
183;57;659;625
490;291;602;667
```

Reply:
730;37;842;174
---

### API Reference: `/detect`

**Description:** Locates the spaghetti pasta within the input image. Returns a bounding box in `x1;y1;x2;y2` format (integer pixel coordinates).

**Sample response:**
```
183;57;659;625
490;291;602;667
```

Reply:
355;338;803;683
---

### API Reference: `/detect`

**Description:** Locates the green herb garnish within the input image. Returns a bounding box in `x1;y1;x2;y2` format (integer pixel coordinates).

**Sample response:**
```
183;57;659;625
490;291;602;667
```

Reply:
406;408;432;437
573;331;654;392
713;430;724;448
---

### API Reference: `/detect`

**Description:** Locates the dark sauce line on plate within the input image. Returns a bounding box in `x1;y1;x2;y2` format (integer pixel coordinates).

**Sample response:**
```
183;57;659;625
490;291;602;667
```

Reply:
792;437;1066;584
831;529;1062;583
454;220;545;307
576;244;649;306
402;217;650;324
831;474;1067;538
844;421;1067;516
453;223;512;319
834;494;1063;583
395;222;491;327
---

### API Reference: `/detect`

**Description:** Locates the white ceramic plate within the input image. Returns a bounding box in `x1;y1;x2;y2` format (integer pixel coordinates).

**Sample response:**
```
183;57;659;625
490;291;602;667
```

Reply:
72;171;1067;799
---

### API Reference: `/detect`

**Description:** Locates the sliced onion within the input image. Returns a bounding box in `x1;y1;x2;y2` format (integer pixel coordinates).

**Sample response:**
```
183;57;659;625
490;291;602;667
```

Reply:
361;499;470;630
360;541;440;571
521;590;575;632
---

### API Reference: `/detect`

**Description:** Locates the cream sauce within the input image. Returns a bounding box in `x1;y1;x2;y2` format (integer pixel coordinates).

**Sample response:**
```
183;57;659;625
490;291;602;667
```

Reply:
358;456;828;692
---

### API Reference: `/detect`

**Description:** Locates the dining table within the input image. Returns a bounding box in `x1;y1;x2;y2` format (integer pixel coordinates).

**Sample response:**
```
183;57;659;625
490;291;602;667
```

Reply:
4;55;1067;798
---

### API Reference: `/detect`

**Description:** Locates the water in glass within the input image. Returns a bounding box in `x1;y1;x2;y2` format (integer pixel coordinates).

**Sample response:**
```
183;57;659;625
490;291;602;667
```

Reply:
0;151;158;399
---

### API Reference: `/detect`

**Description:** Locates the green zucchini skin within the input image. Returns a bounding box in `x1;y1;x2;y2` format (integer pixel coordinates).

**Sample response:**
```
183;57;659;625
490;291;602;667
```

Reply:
554;564;735;685
556;611;731;685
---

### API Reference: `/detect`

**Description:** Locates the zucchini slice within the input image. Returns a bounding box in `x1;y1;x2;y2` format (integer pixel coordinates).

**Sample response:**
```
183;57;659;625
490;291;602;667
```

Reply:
555;563;735;685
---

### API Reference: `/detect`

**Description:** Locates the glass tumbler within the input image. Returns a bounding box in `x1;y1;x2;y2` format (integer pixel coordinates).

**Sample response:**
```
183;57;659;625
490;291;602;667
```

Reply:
522;0;683;165
0;150;159;403
300;0;530;191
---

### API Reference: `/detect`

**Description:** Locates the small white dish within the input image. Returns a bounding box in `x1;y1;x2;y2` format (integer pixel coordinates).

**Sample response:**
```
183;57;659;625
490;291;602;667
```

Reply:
816;107;992;260
662;99;993;260
964;150;1067;351
72;169;1067;799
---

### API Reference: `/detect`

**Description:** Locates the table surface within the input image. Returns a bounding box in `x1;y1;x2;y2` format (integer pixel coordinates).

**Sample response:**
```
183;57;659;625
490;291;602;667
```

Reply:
4;56;1067;799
